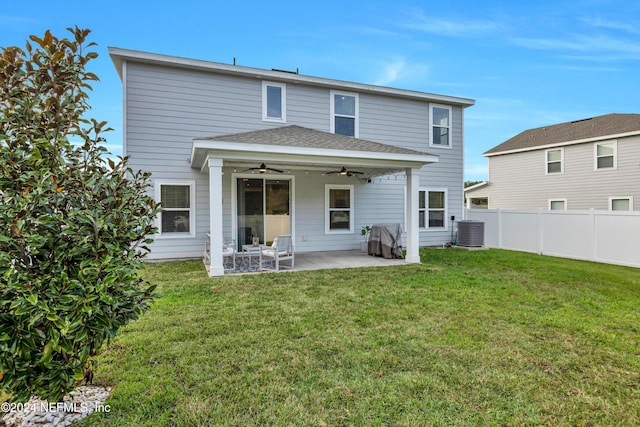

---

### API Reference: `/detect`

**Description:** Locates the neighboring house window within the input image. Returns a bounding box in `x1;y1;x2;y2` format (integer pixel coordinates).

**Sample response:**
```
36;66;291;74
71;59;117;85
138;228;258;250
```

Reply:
325;184;354;233
430;104;452;148
549;199;567;210
330;91;358;137
469;197;488;209
595;141;616;170
610;197;632;211
419;188;447;229
546;148;563;174
262;81;286;122
156;181;196;237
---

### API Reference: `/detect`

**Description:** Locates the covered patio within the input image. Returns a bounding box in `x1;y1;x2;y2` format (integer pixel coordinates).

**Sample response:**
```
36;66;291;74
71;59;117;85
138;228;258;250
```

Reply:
191;125;438;277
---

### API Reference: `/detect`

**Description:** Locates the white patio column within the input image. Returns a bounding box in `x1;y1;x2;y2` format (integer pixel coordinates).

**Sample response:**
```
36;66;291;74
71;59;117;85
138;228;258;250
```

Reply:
208;157;224;277
405;167;421;264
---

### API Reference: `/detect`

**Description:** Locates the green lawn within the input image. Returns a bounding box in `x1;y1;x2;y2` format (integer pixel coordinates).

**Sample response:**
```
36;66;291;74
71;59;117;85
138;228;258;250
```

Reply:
64;248;640;426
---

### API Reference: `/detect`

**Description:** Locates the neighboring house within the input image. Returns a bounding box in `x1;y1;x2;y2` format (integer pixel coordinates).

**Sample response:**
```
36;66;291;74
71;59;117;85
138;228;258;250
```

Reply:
109;48;475;276
465;114;640;211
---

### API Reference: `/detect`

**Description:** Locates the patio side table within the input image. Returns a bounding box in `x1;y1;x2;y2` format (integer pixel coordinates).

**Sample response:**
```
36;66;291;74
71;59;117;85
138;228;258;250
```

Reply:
241;244;265;270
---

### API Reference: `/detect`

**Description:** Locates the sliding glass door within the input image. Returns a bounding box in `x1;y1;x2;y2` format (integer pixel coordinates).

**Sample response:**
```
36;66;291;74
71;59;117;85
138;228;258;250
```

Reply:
237;178;290;249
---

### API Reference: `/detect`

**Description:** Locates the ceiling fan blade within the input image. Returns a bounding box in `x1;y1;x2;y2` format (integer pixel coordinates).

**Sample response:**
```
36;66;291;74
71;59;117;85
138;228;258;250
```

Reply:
244;163;283;173
324;167;365;176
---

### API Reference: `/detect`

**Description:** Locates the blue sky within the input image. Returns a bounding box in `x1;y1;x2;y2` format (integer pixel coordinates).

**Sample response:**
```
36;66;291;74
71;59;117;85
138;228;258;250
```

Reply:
2;0;638;181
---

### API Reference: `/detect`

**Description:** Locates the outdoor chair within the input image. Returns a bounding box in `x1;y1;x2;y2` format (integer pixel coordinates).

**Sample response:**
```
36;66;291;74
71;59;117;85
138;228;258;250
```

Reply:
204;233;236;273
261;234;294;271
223;239;236;273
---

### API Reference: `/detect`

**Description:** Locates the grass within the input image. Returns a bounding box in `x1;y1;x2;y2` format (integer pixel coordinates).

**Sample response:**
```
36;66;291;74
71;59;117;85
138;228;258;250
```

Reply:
24;249;640;425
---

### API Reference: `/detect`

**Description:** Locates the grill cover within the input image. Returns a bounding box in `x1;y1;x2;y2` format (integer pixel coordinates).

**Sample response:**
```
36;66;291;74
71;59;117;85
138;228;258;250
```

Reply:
368;223;403;259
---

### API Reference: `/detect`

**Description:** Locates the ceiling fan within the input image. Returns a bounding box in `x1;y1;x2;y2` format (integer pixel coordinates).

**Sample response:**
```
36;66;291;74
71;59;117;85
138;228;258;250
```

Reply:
325;166;365;177
245;163;284;174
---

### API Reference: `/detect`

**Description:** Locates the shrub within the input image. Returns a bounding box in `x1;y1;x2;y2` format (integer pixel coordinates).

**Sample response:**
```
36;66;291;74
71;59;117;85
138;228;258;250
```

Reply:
0;27;160;402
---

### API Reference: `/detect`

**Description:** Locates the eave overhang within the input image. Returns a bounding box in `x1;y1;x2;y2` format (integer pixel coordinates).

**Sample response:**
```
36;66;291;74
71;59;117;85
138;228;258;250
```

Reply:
191;140;438;174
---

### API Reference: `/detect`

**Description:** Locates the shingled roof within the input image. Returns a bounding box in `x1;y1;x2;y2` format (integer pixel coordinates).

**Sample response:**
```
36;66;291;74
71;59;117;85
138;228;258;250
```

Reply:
484;113;640;156
196;125;431;156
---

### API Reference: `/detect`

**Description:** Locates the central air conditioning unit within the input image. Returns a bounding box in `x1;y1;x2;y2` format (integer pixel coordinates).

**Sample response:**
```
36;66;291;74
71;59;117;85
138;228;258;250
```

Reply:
457;221;484;247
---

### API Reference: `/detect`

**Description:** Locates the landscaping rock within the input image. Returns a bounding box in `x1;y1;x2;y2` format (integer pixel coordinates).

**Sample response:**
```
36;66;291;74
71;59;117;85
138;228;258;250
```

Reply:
0;386;110;427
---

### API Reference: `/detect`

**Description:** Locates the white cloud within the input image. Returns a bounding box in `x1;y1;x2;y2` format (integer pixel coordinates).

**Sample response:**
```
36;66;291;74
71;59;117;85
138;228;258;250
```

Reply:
352;25;404;39
511;34;640;60
404;10;503;38
580;17;639;34
371;57;429;87
554;64;623;72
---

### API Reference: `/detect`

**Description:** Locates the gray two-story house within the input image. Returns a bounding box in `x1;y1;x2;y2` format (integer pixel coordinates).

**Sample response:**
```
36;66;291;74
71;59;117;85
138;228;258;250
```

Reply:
109;48;475;276
466;114;640;211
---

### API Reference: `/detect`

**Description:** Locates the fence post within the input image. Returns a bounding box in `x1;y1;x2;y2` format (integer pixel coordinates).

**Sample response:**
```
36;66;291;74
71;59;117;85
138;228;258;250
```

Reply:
537;208;543;255
590;208;597;262
497;208;503;249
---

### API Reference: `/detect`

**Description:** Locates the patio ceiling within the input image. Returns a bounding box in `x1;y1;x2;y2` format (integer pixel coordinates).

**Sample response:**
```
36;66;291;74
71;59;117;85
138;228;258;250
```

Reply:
191;125;438;177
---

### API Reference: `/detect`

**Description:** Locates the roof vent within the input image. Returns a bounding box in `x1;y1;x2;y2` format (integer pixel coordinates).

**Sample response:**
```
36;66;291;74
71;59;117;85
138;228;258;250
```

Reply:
272;68;299;75
571;117;593;124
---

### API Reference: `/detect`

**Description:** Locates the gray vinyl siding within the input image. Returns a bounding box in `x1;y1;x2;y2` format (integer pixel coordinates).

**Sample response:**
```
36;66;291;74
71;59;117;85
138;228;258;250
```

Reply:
291;173;406;253
124;61;467;258
360;93;464;245
484;134;640;210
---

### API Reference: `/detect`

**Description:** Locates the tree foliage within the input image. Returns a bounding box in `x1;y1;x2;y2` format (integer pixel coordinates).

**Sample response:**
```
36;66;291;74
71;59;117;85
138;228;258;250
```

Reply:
0;27;159;402
464;180;484;188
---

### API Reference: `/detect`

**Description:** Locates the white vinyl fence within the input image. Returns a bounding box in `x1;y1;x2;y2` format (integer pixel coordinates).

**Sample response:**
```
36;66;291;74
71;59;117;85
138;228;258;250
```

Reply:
465;208;640;268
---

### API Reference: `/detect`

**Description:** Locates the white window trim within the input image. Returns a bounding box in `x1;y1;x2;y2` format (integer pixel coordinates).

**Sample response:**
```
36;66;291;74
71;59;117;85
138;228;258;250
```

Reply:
429;104;452;149
609;196;633;211
548;199;567;210
594;140;617;171
545;148;564;175
330;90;359;137
262;81;286;123
325;184;354;234
419;187;448;231
155;180;196;238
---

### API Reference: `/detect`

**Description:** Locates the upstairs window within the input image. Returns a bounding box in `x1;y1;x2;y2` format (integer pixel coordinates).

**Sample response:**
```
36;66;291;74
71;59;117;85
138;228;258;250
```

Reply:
546;148;563;174
262;81;286;122
156;181;196;237
430;105;452;148
330;91;358;137
595;141;616;170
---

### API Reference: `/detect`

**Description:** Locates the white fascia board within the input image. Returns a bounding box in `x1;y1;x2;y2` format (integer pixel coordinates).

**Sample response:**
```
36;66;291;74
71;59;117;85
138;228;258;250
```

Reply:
192;140;438;172
484;130;640;157
463;181;488;192
108;47;475;107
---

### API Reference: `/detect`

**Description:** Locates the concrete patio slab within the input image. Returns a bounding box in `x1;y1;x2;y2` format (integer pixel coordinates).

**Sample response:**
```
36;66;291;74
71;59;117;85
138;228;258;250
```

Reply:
211;249;410;275
292;250;407;271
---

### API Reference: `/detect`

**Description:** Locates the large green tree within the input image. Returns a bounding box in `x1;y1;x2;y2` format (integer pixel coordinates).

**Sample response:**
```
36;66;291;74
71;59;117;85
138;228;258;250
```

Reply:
0;27;159;402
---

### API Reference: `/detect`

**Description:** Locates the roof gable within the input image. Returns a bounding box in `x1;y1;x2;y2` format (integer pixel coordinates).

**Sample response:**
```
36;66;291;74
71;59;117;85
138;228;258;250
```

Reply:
485;113;640;156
